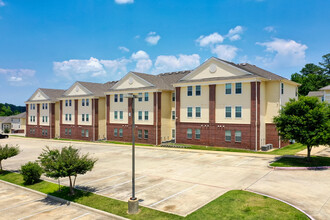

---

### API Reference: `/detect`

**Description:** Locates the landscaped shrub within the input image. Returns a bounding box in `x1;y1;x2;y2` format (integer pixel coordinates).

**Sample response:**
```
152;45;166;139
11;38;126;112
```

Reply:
0;144;20;171
4;128;10;133
20;161;43;184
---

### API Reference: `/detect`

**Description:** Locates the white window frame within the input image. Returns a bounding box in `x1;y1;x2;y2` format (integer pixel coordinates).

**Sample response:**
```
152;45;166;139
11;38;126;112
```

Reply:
225;106;232;118
235;131;242;142
225;83;232;95
235;106;242;118
195;107;201;118
187;107;193;118
225;130;231;142
235;82;242;94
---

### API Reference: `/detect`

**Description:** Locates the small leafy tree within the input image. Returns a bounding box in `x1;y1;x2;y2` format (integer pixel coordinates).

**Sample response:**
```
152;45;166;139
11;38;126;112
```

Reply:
21;161;43;184
39;146;97;195
274;96;330;160
0;144;20;171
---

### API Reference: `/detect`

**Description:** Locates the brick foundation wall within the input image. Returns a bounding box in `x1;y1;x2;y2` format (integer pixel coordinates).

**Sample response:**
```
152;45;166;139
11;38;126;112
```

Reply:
266;123;289;148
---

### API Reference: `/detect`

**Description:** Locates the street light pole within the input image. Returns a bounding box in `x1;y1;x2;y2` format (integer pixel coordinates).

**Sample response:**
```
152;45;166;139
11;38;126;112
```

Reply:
126;93;139;214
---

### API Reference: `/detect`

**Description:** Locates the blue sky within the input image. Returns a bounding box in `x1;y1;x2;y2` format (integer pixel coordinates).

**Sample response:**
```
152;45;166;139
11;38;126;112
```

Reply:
0;0;329;105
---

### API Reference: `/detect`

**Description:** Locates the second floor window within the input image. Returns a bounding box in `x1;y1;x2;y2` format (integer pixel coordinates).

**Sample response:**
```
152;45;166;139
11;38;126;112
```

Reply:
225;106;232;118
187;107;193;118
235;83;242;94
235;106;242;118
145;111;149;120
145;92;149;101
138;111;142;120
69;114;72;121
225;83;232;94
114;111;118;119
195;85;201;96
195;107;201;118
187;86;193;96
86;114;89;122
82;114;85;121
172;111;175;120
120;111;123;119
65;114;68;121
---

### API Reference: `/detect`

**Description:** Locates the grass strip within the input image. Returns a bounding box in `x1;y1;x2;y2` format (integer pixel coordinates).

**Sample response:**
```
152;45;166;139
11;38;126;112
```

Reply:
0;171;308;220
270;156;330;167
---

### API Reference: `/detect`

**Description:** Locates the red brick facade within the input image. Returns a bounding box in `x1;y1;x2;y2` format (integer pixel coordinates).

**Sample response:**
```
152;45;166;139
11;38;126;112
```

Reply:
266;123;289;148
26;103;56;139
106;92;162;145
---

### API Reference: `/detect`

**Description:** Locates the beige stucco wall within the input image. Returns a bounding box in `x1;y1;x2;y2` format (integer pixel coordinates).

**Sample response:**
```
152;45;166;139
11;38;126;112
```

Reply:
28;104;37;125
77;99;92;126
265;81;280;123
281;82;298;105
62;99;75;125
188;59;247;81
98;97;106;139
325;90;330;102
215;82;251;124
110;94;128;124
20;118;26;131
40;103;50;126
161;92;173;142
135;92;154;125
55;102;60;138
180;85;209;123
260;81;266;146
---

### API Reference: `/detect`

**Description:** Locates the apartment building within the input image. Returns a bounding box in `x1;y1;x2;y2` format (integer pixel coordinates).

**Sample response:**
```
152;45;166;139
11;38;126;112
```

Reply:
25;57;298;150
308;85;330;103
173;57;299;150
105;71;190;145
26;88;65;138
58;81;116;141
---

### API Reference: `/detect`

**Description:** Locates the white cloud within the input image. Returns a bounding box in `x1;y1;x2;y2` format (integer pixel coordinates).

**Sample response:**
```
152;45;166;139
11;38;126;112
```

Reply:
131;50;152;72
0;0;5;7
100;58;131;77
145;32;161;45
229;34;241;41
196;33;224;47
226;26;244;41
211;45;238;61
0;68;36;86
264;26;276;33
118;46;129;53
114;0;134;4
256;38;308;67
154;54;200;73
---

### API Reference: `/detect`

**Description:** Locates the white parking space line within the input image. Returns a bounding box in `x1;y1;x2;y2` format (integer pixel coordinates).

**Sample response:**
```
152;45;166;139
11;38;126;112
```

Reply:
78;172;126;185
134;180;169;195
18;204;63;220
149;184;198;207
96;175;147;193
0;199;42;212
71;212;90;220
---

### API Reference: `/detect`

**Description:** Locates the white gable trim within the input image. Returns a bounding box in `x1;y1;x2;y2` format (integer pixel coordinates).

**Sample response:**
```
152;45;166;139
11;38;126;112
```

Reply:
63;82;93;97
111;72;155;90
180;57;253;81
28;89;50;101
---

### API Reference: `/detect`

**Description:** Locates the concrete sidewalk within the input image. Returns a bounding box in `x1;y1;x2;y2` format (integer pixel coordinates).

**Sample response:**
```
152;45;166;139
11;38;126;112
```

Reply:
296;145;330;157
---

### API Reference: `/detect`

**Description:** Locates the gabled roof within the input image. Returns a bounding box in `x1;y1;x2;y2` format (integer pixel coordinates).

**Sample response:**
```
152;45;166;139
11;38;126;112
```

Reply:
63;81;117;97
11;112;26;119
308;91;324;97
26;88;65;102
319;85;330;91
0;112;26;124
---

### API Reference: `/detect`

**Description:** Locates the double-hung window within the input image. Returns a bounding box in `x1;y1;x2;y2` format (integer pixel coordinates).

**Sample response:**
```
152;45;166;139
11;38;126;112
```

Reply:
86;114;89;122
195;129;201;139
281;83;284;94
187;129;192;139
225;83;232;94
225;130;231;142
235;131;242;142
235;106;242;118
172;93;175;101
114;111;118;119
85;129;89;137
138;130;142;139
195;107;201;118
225;106;232;118
235;83;242;94
144;92;149;101
65;128;68;135
65;100;68;107
172;111;175;120
114;128;118;137
82;114;85;122
65;114;68;121
119;128;123;137
138;111;142;120
45;116;48;123
119;111;123;120
187;86;193;96
120;94;123;102
69;114;72;121
68;128;72;135
45;103;48;109
86;99;89;106
82;99;85;106
138;93;142;102
144;111;149;120
144;130;148;139
82;129;85;137
187;107;193;118
69;100;72;106
195;85;201;96
42;103;45;110
114;94;118;102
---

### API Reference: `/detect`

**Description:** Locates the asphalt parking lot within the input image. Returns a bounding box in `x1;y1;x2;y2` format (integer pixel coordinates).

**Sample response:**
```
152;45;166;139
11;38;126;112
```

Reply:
0;181;123;220
1;136;330;219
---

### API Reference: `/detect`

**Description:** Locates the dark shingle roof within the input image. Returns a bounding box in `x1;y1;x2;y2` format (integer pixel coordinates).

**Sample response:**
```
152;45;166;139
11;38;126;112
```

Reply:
307;91;323;97
319;85;330;91
77;81;117;96
26;88;65;102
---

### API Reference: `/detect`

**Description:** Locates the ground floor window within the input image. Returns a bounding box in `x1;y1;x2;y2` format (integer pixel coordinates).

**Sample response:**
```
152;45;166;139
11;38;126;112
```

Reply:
235;131;241;142
82;129;85;137
86;129;89;137
65;128;68;135
114;128;118;137
68;128;72;136
225;130;231;142
138;129;142;139
119;128;123;137
42;129;44;136
45;129;48;136
144;130;148;139
195;129;200;139
187;128;192;139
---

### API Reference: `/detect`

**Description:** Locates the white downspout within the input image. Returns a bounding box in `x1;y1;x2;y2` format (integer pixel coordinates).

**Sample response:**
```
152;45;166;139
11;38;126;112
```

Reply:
49;103;52;139
174;90;176;143
255;79;258;152
279;82;282;148
156;92;158;146
93;98;95;141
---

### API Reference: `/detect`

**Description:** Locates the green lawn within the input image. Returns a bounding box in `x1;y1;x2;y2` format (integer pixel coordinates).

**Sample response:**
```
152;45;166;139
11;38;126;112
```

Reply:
270;156;330;167
0;171;308;220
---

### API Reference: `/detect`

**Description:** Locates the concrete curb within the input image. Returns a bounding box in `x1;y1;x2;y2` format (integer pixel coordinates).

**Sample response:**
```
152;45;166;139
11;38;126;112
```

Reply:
268;165;330;170
0;179;128;220
246;189;315;220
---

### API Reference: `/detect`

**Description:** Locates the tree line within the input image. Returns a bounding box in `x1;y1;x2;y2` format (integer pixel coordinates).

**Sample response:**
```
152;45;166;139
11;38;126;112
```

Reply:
0;103;26;116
